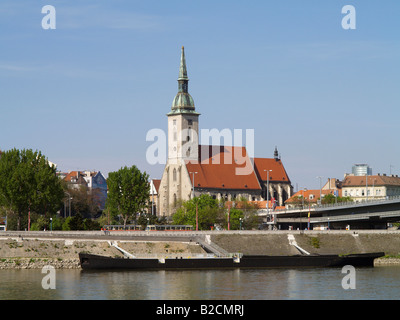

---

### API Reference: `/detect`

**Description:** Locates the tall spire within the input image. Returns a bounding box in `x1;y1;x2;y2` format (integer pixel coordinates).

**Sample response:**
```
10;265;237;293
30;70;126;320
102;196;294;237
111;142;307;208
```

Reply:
178;46;188;81
168;46;198;115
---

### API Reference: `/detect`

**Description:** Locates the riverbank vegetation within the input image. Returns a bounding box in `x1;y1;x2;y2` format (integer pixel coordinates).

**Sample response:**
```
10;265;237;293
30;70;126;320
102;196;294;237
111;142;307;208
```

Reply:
172;194;261;230
0;149;64;230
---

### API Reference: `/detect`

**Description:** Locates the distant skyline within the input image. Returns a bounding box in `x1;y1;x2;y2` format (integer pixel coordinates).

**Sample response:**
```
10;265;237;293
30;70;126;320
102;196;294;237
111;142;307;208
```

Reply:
1;1;399;190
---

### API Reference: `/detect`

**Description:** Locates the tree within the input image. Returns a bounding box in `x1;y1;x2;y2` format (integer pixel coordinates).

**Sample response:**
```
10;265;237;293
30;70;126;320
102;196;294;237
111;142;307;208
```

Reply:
227;207;244;230
66;185;102;219
105;165;150;228
172;194;224;230
321;193;352;204
137;212;159;229
0;148;64;230
224;199;260;230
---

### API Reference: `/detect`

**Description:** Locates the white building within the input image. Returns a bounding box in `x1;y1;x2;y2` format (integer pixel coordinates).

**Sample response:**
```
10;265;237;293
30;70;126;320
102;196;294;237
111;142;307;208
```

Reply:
342;174;400;202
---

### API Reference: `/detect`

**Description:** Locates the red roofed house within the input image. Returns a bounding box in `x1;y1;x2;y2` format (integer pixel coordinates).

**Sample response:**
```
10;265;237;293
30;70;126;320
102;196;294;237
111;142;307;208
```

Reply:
61;170;107;210
150;179;161;215
157;47;293;216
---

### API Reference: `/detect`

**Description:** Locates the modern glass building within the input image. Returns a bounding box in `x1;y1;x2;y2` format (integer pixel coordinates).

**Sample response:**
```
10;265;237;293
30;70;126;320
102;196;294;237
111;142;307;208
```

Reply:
352;164;372;176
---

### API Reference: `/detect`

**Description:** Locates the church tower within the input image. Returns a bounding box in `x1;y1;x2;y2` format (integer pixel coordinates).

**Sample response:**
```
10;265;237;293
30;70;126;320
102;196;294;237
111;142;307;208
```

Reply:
167;46;200;162
159;46;200;216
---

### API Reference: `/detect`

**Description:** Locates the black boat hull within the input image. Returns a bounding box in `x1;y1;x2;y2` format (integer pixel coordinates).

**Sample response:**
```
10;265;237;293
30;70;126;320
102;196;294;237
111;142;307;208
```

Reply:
79;252;385;270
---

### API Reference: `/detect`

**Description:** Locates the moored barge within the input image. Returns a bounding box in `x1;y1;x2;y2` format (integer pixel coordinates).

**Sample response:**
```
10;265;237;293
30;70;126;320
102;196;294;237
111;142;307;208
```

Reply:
79;252;384;270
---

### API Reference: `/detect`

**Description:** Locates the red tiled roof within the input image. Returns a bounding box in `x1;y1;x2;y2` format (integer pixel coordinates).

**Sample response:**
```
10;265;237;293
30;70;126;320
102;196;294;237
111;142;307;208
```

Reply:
285;188;342;203
253;158;290;183
152;179;161;192
63;171;88;185
343;175;400;187
186;145;261;190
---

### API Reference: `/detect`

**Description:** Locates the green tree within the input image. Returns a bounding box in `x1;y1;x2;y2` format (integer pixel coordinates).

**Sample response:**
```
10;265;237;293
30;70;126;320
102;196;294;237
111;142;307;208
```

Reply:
83;218;101;230
0;149;64;230
137;213;159;229
227;208;244;230
224;199;260;230
67;212;84;230
105;165;150;228
66;185;102;218
172;194;224;230
321;194;352;204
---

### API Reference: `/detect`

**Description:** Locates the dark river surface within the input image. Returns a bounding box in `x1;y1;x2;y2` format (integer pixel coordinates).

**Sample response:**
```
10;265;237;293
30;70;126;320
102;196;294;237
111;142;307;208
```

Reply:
1;266;400;300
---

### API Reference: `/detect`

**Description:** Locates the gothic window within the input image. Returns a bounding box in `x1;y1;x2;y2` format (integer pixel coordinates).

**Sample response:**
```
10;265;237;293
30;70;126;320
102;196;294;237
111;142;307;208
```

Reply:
188;119;193;125
173;168;177;182
187;127;191;142
173;194;177;207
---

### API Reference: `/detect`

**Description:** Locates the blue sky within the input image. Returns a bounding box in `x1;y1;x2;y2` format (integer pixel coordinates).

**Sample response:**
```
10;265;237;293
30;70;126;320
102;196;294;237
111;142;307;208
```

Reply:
1;0;399;190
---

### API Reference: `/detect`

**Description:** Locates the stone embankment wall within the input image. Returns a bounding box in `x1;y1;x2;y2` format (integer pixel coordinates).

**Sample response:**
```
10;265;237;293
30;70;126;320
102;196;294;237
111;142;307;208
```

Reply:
210;230;400;265
0;235;205;269
211;231;400;256
1;230;400;268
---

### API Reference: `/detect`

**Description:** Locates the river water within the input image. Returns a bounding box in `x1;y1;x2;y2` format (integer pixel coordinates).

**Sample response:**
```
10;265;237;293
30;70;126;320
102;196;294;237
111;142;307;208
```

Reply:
1;266;400;300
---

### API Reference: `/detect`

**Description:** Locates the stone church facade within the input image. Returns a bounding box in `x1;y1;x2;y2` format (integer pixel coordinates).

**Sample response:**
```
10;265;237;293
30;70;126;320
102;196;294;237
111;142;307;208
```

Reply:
158;47;293;216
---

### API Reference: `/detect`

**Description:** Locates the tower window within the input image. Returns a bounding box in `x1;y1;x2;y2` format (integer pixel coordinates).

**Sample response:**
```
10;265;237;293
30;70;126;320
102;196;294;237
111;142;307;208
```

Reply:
188;120;193;125
173;168;177;182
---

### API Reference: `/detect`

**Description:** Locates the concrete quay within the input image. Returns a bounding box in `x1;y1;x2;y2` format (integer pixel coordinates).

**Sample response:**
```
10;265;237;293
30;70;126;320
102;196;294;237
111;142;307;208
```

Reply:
1;230;400;268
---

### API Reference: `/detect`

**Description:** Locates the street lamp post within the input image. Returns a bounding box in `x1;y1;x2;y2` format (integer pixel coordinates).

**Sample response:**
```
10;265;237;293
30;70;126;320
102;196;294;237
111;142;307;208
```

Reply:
189;172;198;230
316;176;323;206
151;180;154;216
264;169;272;214
196;202;198;231
300;188;307;230
190;172;198;199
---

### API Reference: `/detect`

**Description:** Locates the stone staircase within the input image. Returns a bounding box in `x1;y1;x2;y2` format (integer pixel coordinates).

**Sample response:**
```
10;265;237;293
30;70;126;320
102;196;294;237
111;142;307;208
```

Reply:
194;235;230;257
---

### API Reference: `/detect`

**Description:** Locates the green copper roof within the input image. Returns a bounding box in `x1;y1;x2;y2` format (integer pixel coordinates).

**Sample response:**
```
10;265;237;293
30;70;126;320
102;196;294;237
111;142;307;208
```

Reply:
178;46;188;81
168;46;199;116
